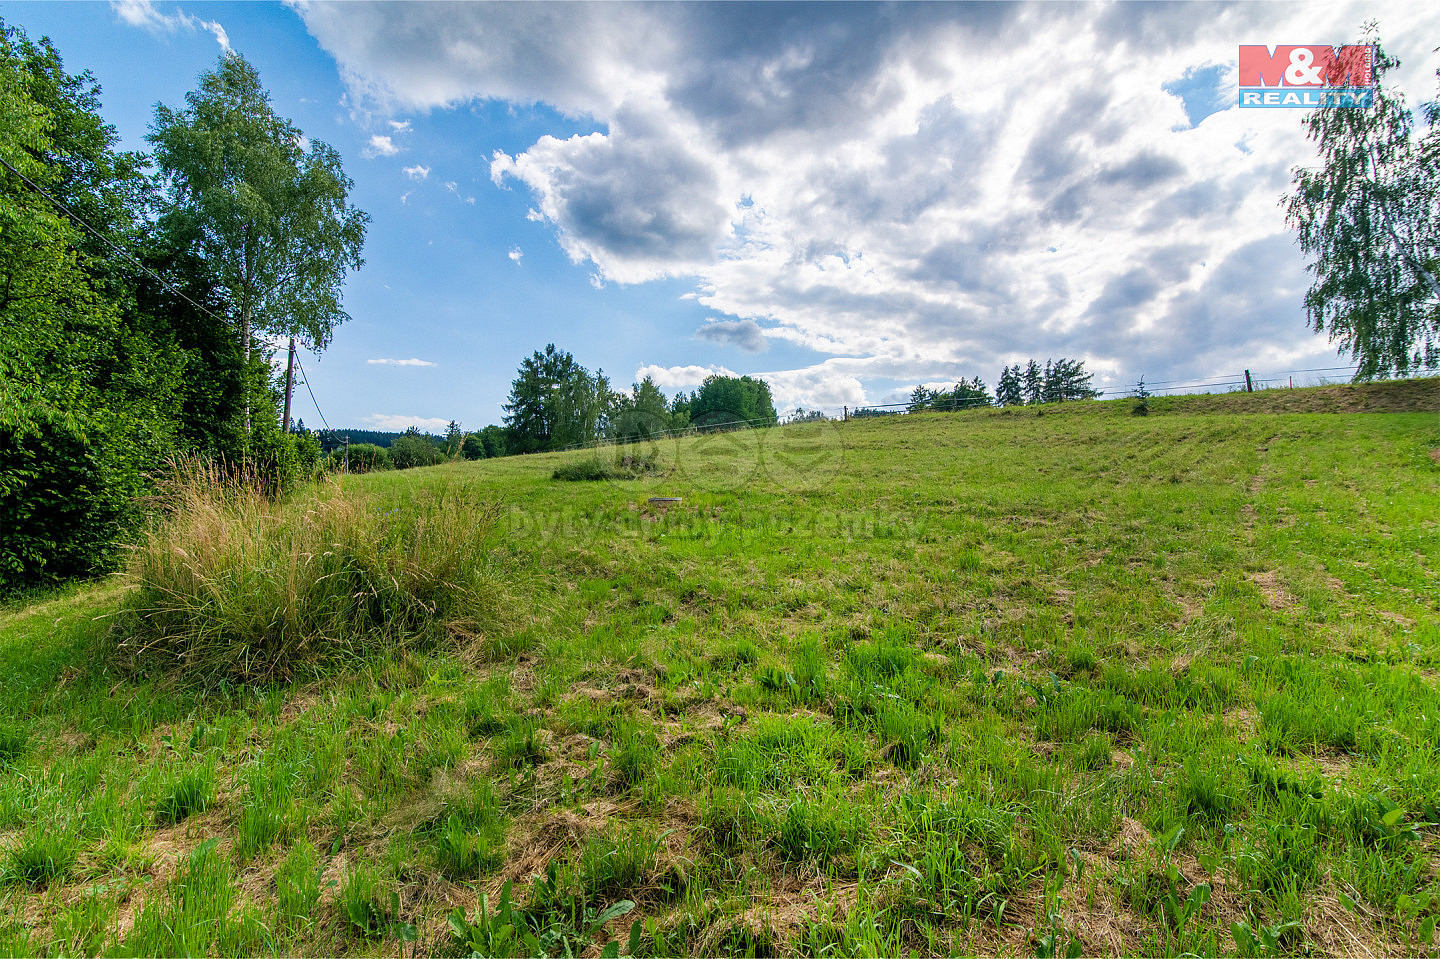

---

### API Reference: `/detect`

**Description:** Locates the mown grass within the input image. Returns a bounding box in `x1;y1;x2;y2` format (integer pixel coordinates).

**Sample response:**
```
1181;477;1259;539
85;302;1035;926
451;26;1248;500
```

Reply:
0;381;1437;957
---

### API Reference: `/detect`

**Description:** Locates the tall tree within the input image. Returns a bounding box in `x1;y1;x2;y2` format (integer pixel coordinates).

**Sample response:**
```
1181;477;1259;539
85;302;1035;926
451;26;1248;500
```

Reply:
148;53;368;432
689;375;777;429
612;375;671;441
907;384;937;412
0;23;182;586
503;344;609;453
1022;359;1043;405
1284;32;1440;377
1044;358;1101;402
995;364;1023;407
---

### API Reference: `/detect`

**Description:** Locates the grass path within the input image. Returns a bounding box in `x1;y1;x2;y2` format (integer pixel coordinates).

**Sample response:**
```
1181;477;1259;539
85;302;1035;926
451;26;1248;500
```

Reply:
2;387;1438;956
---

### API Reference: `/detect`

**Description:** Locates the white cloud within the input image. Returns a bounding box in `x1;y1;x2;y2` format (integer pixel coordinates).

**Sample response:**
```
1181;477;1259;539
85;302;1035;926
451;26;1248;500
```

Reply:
302;3;1440;400
363;134;401;158
508;247;523;264
111;0;230;50
389;119;411;132
366;357;437;367
362;413;451;433
402;164;430;181
634;363;737;390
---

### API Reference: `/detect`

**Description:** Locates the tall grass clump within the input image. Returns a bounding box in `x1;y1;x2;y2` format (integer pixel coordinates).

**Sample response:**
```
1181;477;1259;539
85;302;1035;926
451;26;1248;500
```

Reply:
113;460;501;684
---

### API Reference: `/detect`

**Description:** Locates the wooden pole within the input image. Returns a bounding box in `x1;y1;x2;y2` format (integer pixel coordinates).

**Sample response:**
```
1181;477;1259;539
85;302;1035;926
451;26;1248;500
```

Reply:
1244;369;1253;393
282;337;296;432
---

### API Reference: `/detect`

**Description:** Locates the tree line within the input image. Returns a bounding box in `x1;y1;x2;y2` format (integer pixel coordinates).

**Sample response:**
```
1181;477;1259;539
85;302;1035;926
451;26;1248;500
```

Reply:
489;344;777;456
850;357;1100;417
1;22;366;589
323;344;780;472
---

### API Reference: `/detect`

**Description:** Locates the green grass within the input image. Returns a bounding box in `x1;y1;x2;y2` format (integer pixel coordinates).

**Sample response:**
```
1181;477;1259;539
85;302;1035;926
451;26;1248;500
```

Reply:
1;381;1438;955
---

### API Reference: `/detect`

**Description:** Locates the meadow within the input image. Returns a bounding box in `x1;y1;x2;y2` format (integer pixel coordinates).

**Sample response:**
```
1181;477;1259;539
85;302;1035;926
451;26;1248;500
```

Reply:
1;381;1438;957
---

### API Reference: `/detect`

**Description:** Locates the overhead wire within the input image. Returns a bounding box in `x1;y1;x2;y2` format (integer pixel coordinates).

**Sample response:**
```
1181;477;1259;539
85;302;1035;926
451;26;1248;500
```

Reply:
0;153;228;326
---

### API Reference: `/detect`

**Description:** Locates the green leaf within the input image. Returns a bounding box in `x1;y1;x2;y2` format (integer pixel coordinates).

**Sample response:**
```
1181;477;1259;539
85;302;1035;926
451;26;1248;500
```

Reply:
1381;807;1405;827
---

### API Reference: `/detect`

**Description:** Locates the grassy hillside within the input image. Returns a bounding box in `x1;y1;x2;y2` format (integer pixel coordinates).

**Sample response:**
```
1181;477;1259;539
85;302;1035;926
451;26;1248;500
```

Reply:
2;384;1438;956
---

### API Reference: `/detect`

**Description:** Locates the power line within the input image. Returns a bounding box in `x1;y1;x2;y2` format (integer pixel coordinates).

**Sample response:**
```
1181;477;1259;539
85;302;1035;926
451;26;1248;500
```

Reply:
3;153;342;438
0;153;228;327
293;355;332;432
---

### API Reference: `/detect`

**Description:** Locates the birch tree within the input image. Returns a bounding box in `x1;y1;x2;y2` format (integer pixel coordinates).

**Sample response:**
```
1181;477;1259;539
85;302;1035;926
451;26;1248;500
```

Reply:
148;53;368;432
1285;33;1440;377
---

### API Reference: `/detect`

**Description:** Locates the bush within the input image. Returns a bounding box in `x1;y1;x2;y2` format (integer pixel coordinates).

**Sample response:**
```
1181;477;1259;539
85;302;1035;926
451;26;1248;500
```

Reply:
390;433;443;470
111;463;501;684
461;434;486;460
552;452;662;481
328;443;391;473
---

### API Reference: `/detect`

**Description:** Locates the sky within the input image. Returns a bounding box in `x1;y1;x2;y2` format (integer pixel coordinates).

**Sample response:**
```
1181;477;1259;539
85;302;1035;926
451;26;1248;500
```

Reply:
4;1;1439;433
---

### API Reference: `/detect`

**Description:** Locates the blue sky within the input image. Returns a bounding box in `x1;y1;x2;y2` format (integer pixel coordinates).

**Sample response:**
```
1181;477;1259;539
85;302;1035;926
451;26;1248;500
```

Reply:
4;1;1438;432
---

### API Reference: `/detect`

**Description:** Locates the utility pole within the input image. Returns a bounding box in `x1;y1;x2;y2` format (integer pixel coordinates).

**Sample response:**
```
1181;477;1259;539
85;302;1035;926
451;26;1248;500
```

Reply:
282;337;296;432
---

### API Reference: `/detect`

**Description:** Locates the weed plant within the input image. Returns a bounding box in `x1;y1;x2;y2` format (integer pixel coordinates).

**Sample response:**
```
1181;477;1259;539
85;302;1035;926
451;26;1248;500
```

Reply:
112;461;500;683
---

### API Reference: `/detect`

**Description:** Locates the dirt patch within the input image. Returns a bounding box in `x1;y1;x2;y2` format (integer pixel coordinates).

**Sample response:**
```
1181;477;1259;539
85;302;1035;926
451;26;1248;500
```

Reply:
694;880;860;954
1246;570;1301;612
1225;706;1259;739
1112;817;1154;861
1430;448;1440;465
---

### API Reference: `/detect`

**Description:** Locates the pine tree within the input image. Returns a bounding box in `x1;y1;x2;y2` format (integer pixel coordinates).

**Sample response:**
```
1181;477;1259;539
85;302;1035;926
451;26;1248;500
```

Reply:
995;364;1023;407
1022;360;1043;405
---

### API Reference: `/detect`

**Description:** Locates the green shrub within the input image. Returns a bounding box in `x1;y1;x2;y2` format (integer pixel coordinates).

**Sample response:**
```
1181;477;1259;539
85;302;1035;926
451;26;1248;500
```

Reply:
112;465;501;684
552;451;662;481
390;433;442;470
329;443;391;473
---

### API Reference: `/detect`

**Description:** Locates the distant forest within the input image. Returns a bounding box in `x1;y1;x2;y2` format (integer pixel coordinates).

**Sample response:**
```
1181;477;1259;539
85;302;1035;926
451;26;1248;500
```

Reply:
311;429;424;452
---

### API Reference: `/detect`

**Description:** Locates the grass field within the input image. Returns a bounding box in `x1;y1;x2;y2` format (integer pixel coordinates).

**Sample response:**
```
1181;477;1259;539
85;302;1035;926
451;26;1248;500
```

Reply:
2;381;1438;957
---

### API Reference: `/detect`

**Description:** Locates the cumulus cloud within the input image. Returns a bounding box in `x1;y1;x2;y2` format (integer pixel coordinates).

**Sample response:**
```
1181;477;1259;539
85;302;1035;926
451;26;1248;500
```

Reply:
112;0;229;50
634;363;737;390
300;1;1440;399
362;413;451;433
695;318;767;353
367;357;437;367
403;164;430;180
363;134;401;158
508;247;523;264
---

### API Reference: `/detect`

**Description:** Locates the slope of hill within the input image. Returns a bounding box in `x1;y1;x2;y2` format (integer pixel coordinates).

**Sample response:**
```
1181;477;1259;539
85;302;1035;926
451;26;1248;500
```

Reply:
1;386;1437;956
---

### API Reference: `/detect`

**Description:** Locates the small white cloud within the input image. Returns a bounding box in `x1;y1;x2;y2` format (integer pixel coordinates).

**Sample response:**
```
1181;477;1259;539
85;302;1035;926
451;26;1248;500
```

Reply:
363;134;401;158
111;0;229;50
465;196;476;204
399;191;412;204
634;363;737;389
366;357;437;367
362;413;451;433
389;119;411;132
508;247;523;264
443;180;459;193
403;164;430;181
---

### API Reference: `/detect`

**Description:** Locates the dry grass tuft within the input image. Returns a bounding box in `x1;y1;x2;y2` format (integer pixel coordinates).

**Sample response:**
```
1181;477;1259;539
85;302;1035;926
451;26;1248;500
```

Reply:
111;460;503;684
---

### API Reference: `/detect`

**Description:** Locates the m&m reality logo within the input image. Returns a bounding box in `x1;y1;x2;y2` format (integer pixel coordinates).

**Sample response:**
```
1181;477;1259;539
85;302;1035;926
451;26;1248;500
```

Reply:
1238;45;1375;108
